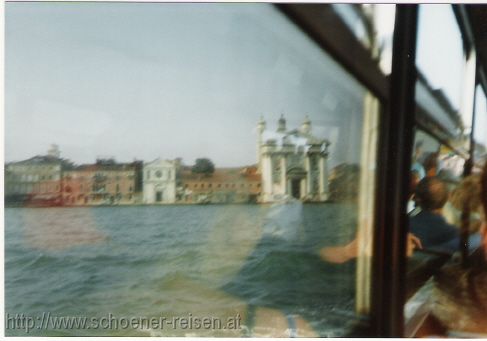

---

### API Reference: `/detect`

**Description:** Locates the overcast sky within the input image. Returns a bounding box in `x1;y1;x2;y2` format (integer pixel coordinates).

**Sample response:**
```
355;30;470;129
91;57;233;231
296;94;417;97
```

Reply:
6;3;484;167
6;2;370;167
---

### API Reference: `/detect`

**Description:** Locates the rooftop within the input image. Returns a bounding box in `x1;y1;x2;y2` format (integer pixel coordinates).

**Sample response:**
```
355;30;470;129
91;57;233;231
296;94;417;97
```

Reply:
181;167;261;183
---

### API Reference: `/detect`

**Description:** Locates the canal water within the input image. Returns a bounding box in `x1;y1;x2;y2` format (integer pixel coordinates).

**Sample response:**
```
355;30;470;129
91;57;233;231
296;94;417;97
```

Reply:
5;203;358;336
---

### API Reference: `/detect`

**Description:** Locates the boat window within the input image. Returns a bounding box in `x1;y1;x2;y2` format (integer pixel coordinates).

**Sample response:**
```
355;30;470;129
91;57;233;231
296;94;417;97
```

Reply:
405;7;482;331
5;2;387;337
332;4;395;75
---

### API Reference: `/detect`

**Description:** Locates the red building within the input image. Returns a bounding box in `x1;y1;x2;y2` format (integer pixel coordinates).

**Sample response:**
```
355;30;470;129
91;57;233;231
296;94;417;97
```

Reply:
62;159;142;206
179;166;262;204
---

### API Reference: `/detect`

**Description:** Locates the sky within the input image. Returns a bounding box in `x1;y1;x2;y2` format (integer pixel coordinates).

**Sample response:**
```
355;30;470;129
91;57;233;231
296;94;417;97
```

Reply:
6;3;483;167
6;2;368;168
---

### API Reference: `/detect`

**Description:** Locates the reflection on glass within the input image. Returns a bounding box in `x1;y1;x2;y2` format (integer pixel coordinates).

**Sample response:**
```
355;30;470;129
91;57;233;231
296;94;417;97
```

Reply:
332;4;395;74
5;3;379;337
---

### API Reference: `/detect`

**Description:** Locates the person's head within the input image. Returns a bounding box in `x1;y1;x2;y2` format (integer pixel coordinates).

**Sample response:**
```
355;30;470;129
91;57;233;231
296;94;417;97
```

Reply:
414;176;449;212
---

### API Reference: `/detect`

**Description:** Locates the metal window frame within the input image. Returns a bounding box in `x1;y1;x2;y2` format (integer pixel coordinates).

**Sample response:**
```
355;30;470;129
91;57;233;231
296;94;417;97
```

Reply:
371;6;418;336
277;4;418;337
277;3;483;337
277;4;389;102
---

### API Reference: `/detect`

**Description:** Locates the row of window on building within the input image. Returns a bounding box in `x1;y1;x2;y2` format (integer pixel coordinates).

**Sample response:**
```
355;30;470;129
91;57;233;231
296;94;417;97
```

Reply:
4;154;263;206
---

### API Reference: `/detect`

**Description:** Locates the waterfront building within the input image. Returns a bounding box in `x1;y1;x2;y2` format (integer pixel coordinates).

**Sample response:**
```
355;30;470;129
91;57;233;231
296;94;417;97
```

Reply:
257;116;330;203
5;146;67;206
62;159;142;206
142;158;178;204
179;166;261;204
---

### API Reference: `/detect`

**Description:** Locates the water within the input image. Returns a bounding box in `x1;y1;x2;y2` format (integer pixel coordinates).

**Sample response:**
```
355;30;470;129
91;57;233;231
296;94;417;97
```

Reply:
5;203;358;336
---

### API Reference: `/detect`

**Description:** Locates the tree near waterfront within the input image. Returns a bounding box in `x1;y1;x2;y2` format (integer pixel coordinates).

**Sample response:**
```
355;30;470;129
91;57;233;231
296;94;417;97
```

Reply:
192;158;215;177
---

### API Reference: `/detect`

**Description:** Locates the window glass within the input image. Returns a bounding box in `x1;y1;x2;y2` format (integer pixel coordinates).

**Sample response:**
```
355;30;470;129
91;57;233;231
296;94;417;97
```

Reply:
5;3;380;337
416;5;465;111
333;4;395;74
415;5;473;149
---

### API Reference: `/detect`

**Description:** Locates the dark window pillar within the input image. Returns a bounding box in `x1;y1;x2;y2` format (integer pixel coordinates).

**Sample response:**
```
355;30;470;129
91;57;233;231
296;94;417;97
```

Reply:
371;5;418;337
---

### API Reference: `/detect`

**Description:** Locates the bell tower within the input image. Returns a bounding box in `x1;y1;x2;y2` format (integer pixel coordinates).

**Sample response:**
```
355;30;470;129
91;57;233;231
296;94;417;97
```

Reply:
257;116;266;171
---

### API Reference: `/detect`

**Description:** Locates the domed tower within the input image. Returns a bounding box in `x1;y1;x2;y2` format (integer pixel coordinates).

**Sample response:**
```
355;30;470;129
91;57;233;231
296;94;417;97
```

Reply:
277;114;286;133
257;116;266;171
300;116;312;135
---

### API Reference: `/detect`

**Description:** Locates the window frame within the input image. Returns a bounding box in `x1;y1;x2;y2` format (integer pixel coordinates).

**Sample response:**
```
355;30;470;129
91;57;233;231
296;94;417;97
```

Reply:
277;3;484;337
277;3;398;336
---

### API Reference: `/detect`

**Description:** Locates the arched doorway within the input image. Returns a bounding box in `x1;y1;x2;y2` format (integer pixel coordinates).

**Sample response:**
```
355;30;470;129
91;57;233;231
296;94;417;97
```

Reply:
291;179;301;199
287;167;307;200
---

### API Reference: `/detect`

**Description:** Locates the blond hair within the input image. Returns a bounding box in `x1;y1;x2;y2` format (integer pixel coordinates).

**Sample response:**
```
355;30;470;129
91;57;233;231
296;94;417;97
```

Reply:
450;174;482;214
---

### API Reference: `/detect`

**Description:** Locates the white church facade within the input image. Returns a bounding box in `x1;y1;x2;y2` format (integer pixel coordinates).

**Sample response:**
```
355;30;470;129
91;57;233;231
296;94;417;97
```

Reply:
143;159;177;204
257;115;330;203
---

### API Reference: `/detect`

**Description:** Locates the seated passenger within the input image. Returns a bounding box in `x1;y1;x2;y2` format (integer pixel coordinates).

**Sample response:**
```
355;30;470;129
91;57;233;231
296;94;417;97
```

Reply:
427;162;487;335
410;176;479;254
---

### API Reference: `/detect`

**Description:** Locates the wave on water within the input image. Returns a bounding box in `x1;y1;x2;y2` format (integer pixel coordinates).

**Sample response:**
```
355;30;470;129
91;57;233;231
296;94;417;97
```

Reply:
6;204;359;337
21;253;61;270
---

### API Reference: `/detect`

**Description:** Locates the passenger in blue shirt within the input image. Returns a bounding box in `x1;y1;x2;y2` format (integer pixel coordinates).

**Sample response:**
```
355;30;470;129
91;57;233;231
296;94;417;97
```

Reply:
410;176;480;254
